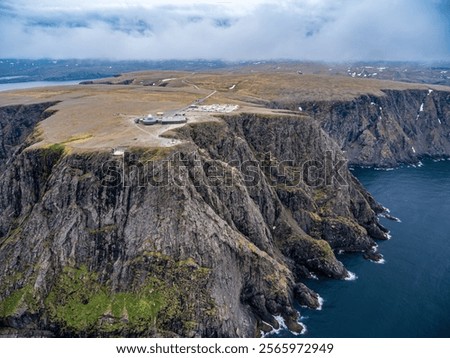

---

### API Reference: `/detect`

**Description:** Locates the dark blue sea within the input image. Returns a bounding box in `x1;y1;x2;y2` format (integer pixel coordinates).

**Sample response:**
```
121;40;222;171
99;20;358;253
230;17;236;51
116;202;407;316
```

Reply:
276;159;450;338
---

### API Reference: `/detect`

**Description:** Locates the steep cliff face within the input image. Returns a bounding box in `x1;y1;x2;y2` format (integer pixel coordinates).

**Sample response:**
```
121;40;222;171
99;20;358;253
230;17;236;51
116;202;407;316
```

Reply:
0;102;58;172
0;104;386;337
275;89;450;167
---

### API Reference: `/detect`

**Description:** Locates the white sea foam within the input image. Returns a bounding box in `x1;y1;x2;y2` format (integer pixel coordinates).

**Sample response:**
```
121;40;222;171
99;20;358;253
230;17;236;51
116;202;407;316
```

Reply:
310;273;319;280
260;317;285;338
385;232;392;240
344;271;358;281
378;209;399;221
375;167;395;171
294;312;308;336
368;251;386;264
260;315;307;337
316;295;324;311
296;321;307;336
274;315;287;329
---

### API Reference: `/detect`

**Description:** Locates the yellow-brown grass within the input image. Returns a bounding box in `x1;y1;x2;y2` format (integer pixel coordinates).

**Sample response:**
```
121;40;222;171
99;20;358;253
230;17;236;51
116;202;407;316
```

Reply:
1;69;448;151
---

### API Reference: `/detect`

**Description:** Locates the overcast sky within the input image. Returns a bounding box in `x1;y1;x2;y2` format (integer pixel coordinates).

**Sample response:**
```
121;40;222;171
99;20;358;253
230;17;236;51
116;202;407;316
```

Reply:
0;0;449;61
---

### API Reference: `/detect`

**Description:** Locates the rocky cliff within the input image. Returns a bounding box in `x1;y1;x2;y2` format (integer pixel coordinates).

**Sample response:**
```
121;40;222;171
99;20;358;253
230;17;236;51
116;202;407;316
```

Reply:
0;102;58;172
273;89;450;167
0;102;387;337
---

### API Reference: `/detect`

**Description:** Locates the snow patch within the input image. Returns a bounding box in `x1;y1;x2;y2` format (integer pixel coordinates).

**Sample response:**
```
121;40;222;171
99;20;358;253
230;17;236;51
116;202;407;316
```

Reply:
420;103;424;112
412;146;416;153
229;84;236;90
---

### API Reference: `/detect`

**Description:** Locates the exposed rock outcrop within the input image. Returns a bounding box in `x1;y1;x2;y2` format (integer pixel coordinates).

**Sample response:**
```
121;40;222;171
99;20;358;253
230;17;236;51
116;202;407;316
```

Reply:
294;283;322;310
0;102;58;171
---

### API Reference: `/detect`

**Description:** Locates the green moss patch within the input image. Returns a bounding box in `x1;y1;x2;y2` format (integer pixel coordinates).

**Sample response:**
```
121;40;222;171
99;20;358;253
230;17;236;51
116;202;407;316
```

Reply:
44;266;164;333
0;288;26;317
45;143;66;155
0;285;38;318
44;257;215;336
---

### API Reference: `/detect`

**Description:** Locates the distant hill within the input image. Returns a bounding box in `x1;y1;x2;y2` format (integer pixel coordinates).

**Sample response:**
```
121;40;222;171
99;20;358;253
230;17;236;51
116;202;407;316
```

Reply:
0;59;229;83
1;59;450;86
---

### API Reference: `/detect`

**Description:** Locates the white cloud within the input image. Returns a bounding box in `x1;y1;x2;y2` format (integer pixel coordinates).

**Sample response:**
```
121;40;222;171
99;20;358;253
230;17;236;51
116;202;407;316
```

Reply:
0;0;448;61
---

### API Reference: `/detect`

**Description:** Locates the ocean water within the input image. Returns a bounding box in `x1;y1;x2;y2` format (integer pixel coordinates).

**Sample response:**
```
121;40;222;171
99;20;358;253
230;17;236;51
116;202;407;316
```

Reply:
276;159;450;338
0;80;90;92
